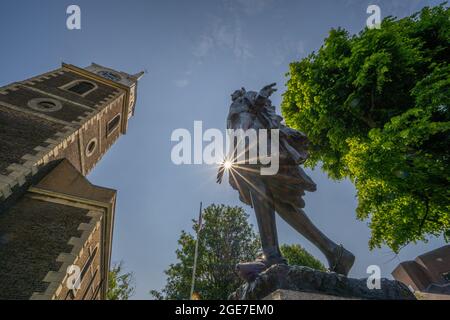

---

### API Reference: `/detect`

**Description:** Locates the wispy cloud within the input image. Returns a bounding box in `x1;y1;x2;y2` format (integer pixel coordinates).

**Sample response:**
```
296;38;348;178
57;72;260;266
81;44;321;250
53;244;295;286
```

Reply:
193;35;215;58
174;79;190;88
181;0;275;87
223;0;275;16
192;15;253;60
272;38;306;66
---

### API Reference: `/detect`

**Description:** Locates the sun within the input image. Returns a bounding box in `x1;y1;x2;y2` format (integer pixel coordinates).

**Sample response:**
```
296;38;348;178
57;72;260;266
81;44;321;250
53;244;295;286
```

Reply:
223;160;233;170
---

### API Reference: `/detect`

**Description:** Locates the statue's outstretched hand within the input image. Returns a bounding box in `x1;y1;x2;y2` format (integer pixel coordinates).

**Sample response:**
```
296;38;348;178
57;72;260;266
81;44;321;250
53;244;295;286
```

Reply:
259;83;277;98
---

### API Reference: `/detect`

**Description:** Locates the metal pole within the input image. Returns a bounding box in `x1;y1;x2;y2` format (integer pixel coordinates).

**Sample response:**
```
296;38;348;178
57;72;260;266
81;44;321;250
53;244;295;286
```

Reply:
190;202;202;300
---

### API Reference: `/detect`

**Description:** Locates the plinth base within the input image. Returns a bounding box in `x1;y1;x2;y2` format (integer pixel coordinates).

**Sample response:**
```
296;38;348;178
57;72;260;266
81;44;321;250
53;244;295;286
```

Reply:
230;264;416;300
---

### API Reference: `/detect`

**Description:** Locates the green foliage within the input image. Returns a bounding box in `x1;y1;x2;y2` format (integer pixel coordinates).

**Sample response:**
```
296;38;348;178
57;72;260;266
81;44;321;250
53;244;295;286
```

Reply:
107;261;135;300
280;244;326;271
282;4;450;252
150;204;260;300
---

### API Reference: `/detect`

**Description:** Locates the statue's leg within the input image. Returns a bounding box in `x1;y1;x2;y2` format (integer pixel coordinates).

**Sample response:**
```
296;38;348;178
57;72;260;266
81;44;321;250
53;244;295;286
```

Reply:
275;203;355;275
249;184;284;265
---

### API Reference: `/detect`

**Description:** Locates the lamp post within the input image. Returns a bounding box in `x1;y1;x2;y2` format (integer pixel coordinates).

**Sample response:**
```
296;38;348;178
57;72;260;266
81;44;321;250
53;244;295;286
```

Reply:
190;202;203;300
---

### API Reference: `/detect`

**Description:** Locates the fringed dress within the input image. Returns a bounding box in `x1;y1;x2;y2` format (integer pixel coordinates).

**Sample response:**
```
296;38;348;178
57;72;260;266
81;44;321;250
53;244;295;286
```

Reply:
226;90;316;210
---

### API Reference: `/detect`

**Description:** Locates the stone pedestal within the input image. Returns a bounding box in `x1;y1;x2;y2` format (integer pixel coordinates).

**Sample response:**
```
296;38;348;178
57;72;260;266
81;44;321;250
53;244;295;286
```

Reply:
415;291;450;300
230;264;416;300
264;289;360;300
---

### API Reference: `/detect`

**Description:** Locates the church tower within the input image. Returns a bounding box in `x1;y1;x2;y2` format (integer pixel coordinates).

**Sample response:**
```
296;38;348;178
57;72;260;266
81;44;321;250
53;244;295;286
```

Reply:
0;63;143;299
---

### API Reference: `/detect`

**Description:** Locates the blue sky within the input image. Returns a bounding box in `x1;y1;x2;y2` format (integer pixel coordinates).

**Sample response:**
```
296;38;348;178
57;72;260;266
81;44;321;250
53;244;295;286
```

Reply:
0;0;445;299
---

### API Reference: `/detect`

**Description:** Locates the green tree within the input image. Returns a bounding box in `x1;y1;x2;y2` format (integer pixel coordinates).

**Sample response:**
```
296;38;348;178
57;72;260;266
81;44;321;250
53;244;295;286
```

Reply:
280;244;326;271
150;204;261;300
107;261;135;300
282;4;450;252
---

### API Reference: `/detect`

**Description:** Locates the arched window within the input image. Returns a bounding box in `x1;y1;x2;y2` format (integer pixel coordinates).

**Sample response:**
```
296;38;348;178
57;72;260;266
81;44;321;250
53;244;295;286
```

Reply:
106;114;121;136
62;80;97;96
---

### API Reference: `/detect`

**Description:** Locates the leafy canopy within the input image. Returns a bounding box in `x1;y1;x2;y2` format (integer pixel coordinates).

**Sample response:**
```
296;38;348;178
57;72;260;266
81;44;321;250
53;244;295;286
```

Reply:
150;204;260;300
282;4;449;252
107;261;135;300
150;204;326;300
280;244;326;271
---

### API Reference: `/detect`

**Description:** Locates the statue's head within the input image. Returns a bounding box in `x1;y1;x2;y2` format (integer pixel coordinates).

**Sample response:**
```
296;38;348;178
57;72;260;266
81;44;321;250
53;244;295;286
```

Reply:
231;87;246;101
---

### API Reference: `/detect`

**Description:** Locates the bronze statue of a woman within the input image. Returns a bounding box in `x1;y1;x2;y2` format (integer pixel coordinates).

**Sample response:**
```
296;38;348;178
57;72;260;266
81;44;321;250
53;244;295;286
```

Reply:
217;84;355;277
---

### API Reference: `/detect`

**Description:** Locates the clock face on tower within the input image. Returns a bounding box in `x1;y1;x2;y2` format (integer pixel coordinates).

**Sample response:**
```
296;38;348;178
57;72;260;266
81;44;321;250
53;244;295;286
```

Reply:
97;70;121;82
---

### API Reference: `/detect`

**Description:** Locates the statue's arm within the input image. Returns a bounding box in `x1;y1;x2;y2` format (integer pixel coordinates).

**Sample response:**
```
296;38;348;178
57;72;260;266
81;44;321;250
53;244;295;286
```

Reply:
259;83;277;98
255;83;277;108
256;83;277;99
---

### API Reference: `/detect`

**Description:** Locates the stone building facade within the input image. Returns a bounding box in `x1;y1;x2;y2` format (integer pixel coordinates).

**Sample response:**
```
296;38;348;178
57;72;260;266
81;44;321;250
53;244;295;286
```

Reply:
0;63;143;299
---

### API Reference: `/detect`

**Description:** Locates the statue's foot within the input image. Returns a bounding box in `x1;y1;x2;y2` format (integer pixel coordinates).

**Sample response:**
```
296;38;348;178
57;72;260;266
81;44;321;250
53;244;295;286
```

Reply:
327;244;355;276
236;255;287;282
265;254;287;266
236;260;267;282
